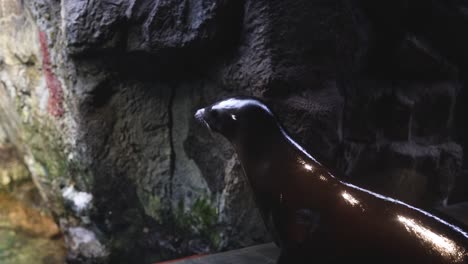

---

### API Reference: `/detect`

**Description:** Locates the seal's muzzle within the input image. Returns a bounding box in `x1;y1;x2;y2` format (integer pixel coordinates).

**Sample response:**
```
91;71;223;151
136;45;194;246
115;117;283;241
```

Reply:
195;108;212;131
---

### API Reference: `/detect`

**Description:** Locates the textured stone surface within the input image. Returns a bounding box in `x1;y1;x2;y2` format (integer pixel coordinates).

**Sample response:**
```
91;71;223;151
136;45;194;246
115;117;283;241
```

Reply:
0;192;65;264
0;144;30;190
0;0;467;263
61;0;243;55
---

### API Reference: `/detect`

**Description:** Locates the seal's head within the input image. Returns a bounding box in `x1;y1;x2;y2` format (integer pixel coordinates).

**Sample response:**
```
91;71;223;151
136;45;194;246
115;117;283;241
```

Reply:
195;97;280;145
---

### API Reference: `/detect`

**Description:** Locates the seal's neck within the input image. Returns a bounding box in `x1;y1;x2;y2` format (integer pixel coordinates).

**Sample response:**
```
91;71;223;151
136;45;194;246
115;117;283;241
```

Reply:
233;124;340;204
232;122;285;163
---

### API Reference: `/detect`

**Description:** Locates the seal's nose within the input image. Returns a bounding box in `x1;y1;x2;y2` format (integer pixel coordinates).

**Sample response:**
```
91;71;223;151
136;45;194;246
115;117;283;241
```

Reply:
195;108;205;120
195;108;212;131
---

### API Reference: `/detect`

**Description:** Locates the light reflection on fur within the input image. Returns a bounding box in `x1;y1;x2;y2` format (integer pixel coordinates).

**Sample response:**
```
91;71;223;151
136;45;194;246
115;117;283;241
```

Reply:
397;215;466;262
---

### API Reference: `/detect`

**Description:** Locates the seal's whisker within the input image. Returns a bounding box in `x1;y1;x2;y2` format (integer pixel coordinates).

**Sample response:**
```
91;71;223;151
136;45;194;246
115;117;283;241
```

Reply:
194;108;212;131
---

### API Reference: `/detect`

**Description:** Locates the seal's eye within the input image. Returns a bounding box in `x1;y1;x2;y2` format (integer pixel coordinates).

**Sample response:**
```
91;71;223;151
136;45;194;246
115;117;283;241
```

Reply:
231;114;237;120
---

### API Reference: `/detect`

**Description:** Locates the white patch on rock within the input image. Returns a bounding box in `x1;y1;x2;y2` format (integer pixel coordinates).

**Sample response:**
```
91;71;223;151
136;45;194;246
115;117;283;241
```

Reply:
69;227;96;244
62;185;92;212
68;227;108;258
38;78;49;112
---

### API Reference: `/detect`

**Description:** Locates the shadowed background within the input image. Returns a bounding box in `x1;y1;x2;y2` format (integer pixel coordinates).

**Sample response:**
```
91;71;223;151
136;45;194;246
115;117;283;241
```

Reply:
0;0;467;263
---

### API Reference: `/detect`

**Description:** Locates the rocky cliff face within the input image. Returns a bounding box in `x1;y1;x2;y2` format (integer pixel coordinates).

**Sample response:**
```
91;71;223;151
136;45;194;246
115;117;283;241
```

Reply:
0;0;467;263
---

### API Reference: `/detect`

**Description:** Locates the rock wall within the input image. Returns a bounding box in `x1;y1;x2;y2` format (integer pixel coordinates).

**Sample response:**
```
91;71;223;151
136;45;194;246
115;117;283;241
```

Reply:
0;0;467;263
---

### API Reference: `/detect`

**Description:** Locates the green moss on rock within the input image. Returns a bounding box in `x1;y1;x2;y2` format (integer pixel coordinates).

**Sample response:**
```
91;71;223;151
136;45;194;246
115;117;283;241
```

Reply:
0;145;30;190
174;197;220;248
20;119;70;215
137;190;164;223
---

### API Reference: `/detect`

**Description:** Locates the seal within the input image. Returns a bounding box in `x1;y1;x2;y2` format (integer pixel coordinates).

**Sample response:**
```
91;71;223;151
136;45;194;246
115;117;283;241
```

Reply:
195;96;468;264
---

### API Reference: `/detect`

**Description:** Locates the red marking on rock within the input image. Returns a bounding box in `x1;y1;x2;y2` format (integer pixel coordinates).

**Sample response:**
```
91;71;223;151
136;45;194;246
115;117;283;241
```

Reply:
38;31;64;118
